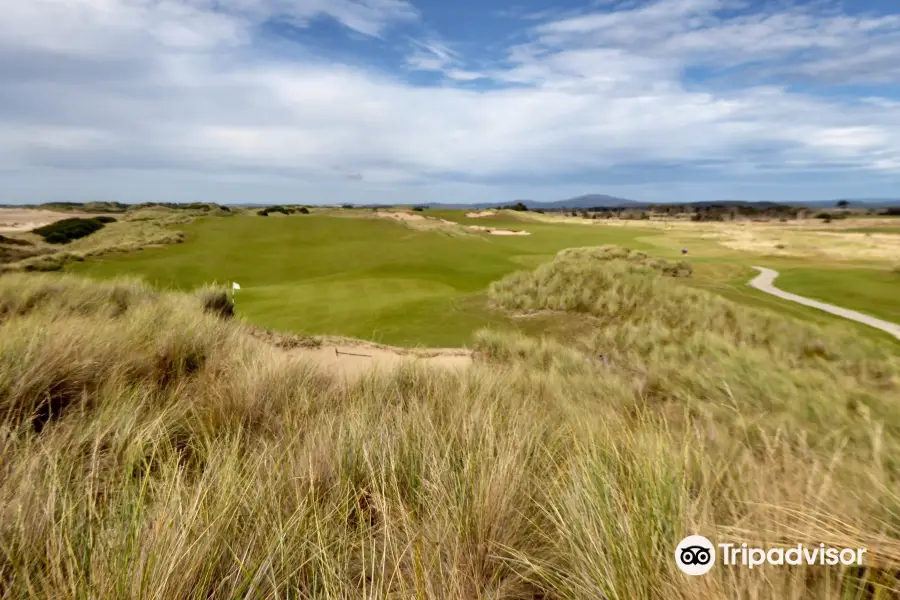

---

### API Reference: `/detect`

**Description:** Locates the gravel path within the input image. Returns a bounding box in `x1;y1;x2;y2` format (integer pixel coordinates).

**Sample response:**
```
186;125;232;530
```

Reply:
748;266;900;341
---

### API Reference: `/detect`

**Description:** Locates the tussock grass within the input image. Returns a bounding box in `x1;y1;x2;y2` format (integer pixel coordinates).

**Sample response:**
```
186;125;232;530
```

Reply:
1;263;899;598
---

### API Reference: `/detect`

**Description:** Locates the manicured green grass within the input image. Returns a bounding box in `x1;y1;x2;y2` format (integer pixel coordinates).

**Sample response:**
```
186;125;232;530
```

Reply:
68;214;657;346
774;266;900;323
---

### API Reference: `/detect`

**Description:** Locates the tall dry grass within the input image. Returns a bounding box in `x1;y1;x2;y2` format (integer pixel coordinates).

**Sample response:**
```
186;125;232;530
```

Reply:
0;254;899;598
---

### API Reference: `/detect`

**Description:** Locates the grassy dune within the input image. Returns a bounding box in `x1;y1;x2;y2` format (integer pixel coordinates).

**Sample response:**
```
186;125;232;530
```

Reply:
1;248;899;598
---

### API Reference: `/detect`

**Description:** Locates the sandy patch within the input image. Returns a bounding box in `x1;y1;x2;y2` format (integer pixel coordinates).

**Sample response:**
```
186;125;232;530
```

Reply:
294;343;471;380
466;225;531;236
0;208;117;233
250;328;472;380
465;210;496;218
375;211;427;222
371;212;474;236
0;209;76;233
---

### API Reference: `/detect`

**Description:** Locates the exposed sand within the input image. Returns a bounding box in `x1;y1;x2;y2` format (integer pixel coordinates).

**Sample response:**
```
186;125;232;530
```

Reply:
250;328;473;380
465;210;496;218
465;225;531;236
0;209;82;233
375;211;427;222
294;343;472;380
373;211;533;237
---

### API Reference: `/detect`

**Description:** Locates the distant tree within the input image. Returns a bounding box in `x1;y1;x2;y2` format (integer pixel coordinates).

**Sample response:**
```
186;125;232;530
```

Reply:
504;202;528;212
836;200;850;208
341;204;354;209
297;207;310;214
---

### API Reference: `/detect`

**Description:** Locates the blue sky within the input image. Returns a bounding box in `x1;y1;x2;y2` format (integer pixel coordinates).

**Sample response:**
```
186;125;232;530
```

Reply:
3;0;900;204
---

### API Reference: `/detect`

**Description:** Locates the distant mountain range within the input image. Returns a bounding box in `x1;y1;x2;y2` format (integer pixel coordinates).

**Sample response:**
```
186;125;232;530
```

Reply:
433;194;636;210
428;196;900;210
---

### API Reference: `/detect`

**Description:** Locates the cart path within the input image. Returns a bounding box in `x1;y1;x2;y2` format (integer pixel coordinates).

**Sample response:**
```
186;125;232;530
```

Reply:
748;266;900;340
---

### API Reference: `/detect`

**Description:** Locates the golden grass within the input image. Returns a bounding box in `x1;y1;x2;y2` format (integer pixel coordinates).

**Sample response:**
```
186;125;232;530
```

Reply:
520;212;900;262
0;257;898;598
0;209;205;273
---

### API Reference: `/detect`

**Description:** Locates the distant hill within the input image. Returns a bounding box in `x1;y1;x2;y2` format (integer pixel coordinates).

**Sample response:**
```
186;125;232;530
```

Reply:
802;199;900;208
427;196;900;210
429;194;640;210
525;194;640;210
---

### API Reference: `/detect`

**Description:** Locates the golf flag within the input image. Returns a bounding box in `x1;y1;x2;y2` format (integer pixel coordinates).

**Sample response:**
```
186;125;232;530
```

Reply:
232;282;241;291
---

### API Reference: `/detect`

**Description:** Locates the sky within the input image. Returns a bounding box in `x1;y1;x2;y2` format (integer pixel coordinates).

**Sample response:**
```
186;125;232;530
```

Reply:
2;0;900;205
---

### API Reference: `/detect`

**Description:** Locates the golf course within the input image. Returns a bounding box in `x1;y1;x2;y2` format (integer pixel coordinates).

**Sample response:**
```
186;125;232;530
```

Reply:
65;207;900;347
2;203;900;598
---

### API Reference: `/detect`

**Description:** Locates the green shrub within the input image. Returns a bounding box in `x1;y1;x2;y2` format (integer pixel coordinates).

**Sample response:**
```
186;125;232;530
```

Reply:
297;207;310;214
258;206;295;217
91;216;117;224
32;218;106;244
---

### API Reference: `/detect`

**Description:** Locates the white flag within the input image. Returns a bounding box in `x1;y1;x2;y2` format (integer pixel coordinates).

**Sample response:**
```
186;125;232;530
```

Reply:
232;282;241;291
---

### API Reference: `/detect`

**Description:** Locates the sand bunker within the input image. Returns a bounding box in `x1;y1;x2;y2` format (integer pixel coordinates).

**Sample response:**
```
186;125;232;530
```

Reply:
295;342;471;380
251;328;473;380
465;225;531;236
465;210;496;218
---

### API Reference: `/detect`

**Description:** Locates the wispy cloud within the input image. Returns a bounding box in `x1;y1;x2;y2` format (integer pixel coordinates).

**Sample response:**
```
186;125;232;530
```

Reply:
405;39;485;80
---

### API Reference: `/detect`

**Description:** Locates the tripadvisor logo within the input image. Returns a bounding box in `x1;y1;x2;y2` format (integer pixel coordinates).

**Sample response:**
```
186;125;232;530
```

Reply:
675;535;716;576
675;535;867;575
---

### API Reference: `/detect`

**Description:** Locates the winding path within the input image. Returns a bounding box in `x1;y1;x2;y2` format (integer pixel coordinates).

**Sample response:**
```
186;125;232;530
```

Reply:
748;267;900;341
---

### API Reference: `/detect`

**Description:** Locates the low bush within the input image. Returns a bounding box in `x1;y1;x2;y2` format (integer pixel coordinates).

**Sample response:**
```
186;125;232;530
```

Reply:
32;218;107;244
258;206;297;217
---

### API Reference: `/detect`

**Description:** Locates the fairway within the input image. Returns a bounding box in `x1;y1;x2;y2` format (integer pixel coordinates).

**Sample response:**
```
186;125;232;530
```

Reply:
68;213;658;345
67;211;900;347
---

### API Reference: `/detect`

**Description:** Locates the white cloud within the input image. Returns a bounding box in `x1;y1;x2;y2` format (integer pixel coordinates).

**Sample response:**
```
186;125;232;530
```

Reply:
1;0;900;204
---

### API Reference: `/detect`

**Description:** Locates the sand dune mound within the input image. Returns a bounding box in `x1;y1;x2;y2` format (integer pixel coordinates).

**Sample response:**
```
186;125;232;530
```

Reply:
466;225;531;236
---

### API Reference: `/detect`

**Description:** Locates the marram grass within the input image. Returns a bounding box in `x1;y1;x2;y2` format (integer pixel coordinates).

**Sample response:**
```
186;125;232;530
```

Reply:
0;254;898;599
